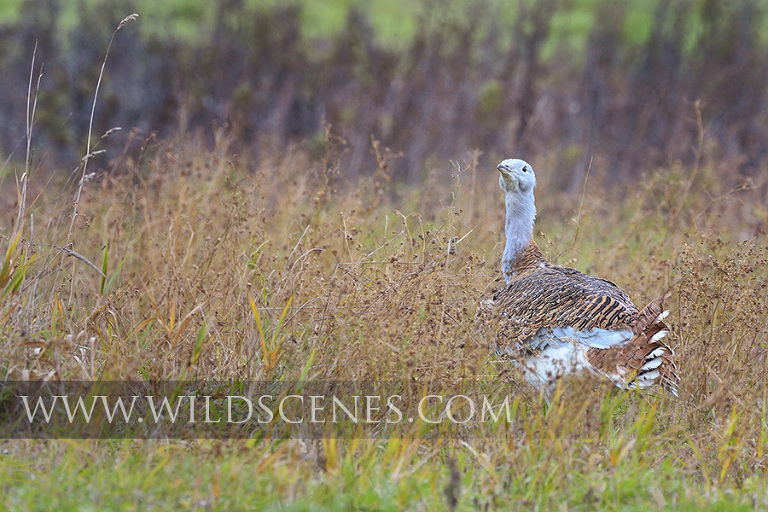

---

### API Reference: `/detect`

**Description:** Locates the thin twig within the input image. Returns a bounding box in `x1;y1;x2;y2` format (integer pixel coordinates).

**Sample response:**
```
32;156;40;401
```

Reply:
66;13;138;248
671;100;705;227
54;246;107;278
16;41;43;238
557;156;592;262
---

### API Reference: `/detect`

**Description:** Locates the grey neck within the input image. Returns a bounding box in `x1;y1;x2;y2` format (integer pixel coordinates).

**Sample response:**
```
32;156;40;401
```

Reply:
501;189;536;283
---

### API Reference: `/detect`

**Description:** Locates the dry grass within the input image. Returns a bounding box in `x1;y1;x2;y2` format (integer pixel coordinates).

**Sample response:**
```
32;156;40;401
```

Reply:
1;124;768;508
1;132;495;383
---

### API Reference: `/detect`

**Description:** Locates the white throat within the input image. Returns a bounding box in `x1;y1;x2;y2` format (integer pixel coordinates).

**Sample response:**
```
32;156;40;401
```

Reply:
502;188;536;283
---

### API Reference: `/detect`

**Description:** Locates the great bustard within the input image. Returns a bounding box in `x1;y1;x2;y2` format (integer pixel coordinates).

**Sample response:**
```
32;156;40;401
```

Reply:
479;158;680;397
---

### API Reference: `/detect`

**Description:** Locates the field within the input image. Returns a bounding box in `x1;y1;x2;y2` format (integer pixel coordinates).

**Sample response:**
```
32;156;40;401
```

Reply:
1;127;768;510
2;1;768;511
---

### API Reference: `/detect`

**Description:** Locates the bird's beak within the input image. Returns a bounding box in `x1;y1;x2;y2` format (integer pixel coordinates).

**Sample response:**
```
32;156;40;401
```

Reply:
497;164;507;174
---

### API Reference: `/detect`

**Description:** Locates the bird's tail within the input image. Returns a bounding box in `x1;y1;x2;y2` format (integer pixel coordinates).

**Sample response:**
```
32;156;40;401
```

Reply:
628;295;680;396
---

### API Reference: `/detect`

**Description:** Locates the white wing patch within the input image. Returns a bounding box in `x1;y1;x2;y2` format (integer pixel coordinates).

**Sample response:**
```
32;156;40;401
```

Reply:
524;325;633;351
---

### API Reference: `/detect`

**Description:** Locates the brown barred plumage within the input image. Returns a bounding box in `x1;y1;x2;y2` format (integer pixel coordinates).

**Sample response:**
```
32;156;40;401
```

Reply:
482;158;680;398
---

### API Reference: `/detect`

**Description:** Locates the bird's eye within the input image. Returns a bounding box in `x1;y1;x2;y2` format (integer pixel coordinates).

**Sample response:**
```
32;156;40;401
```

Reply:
522;166;529;173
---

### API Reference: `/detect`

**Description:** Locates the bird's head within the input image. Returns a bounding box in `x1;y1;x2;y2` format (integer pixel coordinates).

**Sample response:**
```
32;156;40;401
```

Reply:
497;158;536;194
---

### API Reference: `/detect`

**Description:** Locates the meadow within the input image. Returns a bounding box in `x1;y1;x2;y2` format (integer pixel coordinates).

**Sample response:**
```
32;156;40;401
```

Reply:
1;1;768;510
1;123;768;510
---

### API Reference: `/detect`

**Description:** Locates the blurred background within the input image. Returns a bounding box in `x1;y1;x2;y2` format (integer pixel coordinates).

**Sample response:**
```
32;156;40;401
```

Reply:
0;0;766;190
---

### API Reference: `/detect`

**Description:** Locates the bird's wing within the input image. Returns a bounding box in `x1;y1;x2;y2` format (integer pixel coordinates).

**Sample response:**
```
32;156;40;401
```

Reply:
492;265;639;352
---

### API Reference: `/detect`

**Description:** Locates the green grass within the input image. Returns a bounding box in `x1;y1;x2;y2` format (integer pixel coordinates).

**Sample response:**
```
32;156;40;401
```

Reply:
11;0;767;59
0;434;763;511
34;0;420;48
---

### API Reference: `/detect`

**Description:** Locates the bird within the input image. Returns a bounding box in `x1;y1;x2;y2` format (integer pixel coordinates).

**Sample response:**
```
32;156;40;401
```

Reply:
478;158;679;399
